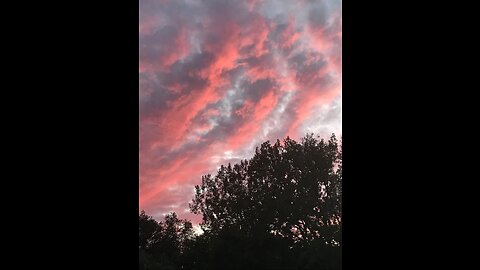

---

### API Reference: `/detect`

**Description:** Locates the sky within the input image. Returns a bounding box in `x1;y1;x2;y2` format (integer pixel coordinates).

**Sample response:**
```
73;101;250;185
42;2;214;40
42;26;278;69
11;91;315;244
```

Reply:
139;0;342;224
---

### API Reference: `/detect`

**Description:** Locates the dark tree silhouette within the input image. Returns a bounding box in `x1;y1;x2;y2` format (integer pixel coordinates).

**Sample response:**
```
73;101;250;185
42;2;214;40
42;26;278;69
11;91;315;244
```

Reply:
139;211;194;270
190;133;342;269
140;133;342;269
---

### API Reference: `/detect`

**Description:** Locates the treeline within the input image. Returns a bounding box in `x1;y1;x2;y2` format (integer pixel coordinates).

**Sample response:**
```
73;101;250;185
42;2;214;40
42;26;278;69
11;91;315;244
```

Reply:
139;134;342;270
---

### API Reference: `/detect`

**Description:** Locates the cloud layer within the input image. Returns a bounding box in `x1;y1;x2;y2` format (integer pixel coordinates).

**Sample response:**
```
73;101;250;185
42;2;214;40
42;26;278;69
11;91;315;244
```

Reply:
140;0;342;223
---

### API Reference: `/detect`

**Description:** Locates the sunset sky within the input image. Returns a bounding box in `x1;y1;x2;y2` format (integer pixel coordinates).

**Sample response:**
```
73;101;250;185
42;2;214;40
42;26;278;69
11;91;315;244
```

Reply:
139;0;342;224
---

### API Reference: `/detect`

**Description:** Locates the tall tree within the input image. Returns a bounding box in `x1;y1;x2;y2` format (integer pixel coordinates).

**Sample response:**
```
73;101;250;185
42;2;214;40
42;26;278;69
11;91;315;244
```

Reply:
191;134;342;247
189;133;342;270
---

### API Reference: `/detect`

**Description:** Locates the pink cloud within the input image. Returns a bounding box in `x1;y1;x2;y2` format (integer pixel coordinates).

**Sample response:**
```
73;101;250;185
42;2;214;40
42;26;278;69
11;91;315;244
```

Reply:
227;89;278;150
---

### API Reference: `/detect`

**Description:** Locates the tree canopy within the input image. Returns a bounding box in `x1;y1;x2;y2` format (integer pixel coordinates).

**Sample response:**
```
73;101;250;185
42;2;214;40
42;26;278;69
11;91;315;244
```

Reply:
139;211;194;270
140;133;342;269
